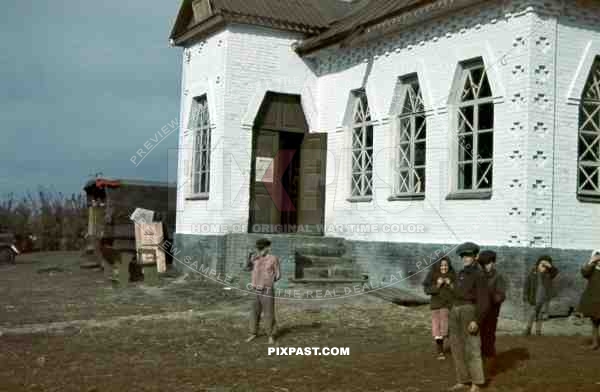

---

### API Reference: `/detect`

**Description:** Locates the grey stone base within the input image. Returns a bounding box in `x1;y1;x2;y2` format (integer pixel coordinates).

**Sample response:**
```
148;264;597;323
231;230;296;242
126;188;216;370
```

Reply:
173;233;591;320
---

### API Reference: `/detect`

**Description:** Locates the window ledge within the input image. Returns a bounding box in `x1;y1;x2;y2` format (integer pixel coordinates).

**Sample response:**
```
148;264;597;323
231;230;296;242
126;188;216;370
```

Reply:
346;196;373;203
577;194;600;204
446;191;492;200
186;194;209;201
388;194;425;201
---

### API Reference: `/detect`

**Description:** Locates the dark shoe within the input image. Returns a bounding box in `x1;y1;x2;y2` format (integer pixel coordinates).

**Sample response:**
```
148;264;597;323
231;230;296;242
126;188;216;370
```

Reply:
535;329;542;336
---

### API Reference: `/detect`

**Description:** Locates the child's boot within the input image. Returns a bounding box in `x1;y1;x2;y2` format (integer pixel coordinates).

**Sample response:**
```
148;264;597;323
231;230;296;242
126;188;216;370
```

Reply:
435;338;445;359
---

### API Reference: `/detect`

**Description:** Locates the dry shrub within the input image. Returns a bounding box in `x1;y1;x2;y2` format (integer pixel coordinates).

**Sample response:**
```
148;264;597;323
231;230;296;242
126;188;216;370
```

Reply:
0;189;87;252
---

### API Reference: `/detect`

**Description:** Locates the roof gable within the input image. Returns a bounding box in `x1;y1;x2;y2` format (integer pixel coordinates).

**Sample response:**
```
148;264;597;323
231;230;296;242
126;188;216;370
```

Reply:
169;0;366;46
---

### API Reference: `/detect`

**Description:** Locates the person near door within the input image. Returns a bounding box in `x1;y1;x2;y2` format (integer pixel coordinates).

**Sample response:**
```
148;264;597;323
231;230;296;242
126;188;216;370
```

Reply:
246;238;281;344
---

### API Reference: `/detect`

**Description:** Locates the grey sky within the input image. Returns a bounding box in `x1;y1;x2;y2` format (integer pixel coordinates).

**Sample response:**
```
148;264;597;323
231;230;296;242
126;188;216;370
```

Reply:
0;0;182;197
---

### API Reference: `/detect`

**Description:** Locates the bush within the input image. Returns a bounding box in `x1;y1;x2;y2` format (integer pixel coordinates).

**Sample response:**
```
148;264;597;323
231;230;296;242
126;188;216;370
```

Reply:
0;190;87;252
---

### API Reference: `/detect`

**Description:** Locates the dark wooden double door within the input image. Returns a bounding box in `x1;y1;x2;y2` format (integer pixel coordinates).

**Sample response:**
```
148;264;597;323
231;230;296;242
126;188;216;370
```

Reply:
249;93;326;235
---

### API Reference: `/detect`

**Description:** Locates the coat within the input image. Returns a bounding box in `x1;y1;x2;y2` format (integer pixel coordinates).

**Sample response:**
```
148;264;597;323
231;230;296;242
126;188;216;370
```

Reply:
485;270;507;304
578;262;600;319
423;269;456;310
523;266;559;306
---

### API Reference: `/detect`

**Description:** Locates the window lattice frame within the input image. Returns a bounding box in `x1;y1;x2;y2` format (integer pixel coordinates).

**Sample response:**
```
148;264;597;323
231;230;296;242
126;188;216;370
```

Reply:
350;90;374;198
578;58;600;197
189;95;211;196
394;77;426;196
455;61;494;192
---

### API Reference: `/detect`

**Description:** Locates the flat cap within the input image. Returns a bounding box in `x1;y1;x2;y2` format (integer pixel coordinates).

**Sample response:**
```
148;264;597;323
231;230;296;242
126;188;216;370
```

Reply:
456;242;480;257
255;238;271;250
478;250;497;265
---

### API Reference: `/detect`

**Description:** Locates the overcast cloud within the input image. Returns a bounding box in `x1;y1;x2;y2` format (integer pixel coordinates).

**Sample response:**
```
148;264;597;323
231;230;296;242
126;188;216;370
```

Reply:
0;0;182;196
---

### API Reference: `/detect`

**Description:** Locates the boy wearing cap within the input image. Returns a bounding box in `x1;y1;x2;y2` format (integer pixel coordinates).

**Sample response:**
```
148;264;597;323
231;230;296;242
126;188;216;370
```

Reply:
448;242;489;392
245;238;281;344
478;250;507;376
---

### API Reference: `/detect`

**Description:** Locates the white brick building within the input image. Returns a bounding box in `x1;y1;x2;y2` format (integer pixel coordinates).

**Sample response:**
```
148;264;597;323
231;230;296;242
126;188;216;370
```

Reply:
169;0;600;317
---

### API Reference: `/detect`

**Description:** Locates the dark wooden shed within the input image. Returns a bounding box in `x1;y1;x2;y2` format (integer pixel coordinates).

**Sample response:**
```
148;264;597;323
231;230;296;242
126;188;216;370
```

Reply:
83;178;176;255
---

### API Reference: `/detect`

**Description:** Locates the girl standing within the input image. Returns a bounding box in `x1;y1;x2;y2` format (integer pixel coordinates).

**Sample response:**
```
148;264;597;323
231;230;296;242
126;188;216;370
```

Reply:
577;250;600;350
423;256;456;360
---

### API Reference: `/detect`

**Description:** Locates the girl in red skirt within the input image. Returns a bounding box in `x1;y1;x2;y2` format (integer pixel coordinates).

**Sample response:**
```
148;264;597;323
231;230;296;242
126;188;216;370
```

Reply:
423;256;456;359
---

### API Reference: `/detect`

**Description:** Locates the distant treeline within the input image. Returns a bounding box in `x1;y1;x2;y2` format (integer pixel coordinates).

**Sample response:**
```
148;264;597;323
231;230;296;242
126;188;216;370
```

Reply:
0;190;87;252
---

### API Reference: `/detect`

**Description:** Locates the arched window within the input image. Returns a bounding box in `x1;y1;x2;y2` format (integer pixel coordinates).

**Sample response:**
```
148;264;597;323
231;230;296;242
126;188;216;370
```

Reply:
350;89;374;198
578;57;600;198
394;75;426;196
455;59;494;192
189;95;211;196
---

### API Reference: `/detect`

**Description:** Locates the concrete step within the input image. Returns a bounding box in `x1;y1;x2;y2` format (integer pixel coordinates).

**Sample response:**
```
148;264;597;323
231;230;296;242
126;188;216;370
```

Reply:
294;242;346;257
299;266;363;280
302;267;330;279
297;255;353;268
289;277;368;284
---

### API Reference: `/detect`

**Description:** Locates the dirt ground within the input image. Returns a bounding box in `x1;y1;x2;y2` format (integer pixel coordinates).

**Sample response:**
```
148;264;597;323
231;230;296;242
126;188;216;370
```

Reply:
1;252;599;392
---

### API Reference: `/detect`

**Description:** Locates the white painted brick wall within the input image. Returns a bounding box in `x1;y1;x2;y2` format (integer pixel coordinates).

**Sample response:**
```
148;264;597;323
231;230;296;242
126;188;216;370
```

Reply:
174;0;600;251
552;2;600;250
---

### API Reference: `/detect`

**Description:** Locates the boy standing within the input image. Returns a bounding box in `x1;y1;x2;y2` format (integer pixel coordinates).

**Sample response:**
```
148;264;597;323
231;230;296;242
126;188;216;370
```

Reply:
477;250;507;376
246;238;281;344
448;242;490;392
523;255;559;336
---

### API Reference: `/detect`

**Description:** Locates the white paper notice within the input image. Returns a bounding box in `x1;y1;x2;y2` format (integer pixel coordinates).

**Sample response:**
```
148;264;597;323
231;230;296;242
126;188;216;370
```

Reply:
256;157;274;183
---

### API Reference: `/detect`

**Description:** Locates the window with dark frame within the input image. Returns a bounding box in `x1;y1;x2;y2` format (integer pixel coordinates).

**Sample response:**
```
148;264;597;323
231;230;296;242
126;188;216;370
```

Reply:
350;90;374;198
578;57;600;199
395;76;426;196
189;95;211;196
456;59;494;192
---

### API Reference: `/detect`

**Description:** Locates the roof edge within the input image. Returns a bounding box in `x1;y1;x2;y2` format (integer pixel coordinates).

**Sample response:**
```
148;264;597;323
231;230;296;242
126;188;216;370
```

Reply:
296;0;491;56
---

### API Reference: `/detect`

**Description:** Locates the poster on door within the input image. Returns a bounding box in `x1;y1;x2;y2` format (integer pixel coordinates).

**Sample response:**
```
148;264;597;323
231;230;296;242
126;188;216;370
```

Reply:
256;157;274;183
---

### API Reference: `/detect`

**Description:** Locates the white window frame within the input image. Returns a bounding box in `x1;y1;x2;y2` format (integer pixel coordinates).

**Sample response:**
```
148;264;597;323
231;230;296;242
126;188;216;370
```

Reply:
349;89;374;200
578;57;600;199
393;75;426;198
189;95;211;198
453;59;494;194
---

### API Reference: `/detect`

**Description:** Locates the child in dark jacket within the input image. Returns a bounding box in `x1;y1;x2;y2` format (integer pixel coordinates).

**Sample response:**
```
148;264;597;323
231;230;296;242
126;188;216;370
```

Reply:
577;250;600;350
423;256;456;360
477;250;507;375
523;255;559;336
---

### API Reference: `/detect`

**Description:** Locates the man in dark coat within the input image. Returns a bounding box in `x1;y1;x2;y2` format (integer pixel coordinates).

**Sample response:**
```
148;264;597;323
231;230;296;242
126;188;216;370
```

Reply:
577;250;600;350
448;242;490;392
477;250;507;376
523;255;559;336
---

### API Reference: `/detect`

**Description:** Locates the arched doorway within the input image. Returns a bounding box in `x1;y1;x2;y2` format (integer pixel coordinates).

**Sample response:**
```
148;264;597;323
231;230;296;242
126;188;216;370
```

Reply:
248;92;326;235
